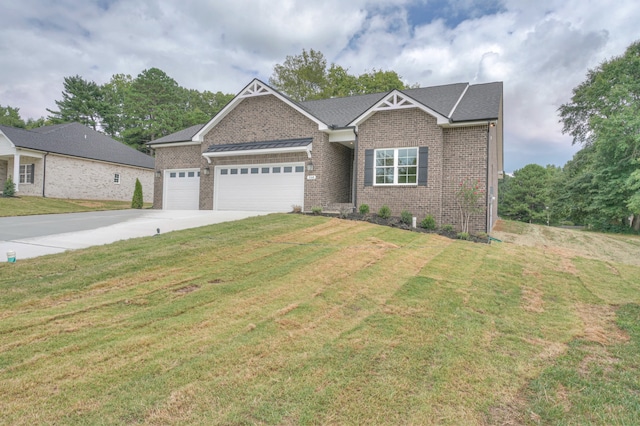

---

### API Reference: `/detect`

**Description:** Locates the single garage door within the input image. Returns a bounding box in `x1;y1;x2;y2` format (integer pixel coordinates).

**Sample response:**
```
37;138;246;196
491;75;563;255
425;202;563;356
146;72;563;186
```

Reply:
164;169;200;210
215;163;305;211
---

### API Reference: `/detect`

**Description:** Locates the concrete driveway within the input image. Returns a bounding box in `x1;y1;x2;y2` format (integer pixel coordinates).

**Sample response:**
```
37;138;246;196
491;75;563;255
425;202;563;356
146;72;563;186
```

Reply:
0;210;269;262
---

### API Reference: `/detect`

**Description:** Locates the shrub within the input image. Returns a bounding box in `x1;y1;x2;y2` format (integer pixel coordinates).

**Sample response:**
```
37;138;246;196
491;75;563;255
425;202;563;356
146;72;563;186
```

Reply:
457;232;470;240
378;205;391;219
400;210;412;225
311;206;322;215
339;206;351;219
359;204;370;215
291;205;302;213
131;178;143;209
442;224;454;232
420;214;436;230
3;176;16;197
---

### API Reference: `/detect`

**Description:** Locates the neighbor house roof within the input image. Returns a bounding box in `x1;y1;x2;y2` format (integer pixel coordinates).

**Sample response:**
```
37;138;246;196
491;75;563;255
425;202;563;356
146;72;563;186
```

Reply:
0;123;154;169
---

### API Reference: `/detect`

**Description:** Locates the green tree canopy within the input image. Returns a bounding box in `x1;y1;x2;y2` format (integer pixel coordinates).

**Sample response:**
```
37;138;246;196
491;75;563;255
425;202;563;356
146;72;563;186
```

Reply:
269;49;412;101
0;105;26;128
47;75;107;130
558;40;640;230
499;164;551;224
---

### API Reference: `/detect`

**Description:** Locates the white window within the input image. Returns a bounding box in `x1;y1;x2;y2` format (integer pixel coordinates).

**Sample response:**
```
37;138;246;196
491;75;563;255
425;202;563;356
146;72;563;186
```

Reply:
114;173;120;184
375;148;418;185
19;164;34;184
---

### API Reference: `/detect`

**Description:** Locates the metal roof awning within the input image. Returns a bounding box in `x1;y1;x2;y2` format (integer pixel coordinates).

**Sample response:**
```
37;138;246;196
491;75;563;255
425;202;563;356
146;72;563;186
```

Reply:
202;138;312;160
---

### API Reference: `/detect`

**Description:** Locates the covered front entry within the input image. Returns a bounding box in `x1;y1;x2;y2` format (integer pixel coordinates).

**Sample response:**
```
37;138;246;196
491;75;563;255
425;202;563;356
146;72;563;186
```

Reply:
214;162;305;211
163;169;200;210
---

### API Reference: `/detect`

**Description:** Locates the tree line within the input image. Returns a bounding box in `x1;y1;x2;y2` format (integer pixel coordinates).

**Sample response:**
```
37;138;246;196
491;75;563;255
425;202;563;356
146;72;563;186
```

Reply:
500;41;640;232
1;49;411;152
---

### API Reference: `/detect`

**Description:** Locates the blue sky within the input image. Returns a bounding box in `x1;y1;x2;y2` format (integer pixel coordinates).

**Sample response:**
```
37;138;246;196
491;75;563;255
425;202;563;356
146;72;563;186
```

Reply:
1;0;639;172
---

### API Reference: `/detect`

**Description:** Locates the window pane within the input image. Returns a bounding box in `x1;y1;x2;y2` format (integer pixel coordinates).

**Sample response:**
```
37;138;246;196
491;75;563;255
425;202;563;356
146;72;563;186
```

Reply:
170;172;176;178
251;168;259;174
295;166;304;173
262;167;270;174
220;169;228;175
230;169;238;175
273;167;281;173
240;168;248;174
284;166;292;173
178;172;185;178
188;171;195;177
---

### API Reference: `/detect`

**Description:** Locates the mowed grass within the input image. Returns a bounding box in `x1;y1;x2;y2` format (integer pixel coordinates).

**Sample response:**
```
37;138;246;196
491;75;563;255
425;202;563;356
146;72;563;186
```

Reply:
0;196;151;217
1;215;640;424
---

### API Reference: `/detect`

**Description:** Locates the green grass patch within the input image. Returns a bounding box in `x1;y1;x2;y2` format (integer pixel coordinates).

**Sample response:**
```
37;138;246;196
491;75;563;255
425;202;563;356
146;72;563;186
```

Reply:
1;214;639;424
0;196;151;217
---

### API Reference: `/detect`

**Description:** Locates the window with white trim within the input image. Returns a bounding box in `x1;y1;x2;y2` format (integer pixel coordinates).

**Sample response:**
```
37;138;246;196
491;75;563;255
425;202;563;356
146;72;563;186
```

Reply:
19;164;34;184
375;148;418;185
114;173;120;184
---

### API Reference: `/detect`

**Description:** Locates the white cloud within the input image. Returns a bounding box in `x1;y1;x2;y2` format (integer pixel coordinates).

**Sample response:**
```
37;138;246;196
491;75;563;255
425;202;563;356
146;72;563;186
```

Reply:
1;0;639;172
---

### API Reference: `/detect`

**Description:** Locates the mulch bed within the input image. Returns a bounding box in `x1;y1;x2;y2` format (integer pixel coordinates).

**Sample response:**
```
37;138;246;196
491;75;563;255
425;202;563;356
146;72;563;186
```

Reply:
303;212;490;244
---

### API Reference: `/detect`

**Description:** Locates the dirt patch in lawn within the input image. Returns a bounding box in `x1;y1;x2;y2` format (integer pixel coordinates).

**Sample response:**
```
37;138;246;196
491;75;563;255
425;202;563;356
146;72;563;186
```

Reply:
492;220;640;267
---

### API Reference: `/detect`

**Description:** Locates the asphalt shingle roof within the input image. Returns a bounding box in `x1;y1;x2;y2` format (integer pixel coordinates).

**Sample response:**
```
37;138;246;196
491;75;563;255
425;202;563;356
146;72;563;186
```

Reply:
0;123;154;169
151;80;502;144
149;124;205;144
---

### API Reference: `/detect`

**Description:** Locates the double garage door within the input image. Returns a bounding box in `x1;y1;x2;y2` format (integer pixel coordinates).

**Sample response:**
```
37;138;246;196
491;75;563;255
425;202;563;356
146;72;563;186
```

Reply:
215;162;305;211
163;163;305;211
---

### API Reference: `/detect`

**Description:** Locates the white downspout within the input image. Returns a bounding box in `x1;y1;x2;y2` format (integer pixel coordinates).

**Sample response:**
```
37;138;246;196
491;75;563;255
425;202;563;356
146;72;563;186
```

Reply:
13;152;20;192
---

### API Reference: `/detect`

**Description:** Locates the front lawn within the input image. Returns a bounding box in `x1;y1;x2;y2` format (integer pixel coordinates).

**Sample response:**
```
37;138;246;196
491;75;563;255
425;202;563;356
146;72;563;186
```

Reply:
0;196;151;217
1;215;639;424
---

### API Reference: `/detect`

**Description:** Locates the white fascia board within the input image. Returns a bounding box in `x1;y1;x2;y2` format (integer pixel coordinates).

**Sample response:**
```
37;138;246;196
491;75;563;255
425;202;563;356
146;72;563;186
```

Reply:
348;89;450;127
327;128;357;143
0;131;17;155
193;79;328;142
442;120;498;128
202;144;312;160
148;141;201;148
15;148;45;159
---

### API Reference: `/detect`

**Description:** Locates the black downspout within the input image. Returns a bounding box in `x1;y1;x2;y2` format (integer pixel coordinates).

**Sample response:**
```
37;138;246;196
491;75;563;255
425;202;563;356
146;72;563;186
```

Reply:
42;152;49;197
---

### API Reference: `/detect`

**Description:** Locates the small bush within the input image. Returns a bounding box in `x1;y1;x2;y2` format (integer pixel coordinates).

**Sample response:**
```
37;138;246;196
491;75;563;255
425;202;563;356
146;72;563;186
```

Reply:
457;232;470;240
291;205;302;213
378;205;391;219
311;206;322;215
359;204;370;215
420;214;436;230
339;206;351;219
476;232;489;240
400;210;412;225
131;178;143;209
442;224;454;232
3;176;16;197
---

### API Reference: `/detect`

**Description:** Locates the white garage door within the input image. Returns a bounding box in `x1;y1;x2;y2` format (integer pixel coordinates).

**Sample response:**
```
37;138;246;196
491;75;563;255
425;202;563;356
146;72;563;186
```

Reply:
215;163;305;211
164;169;200;210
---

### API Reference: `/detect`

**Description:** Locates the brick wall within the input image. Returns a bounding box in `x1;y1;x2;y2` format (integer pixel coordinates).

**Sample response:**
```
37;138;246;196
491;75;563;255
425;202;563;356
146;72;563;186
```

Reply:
202;95;352;210
152;144;202;209
442;125;489;233
356;109;445;222
43;155;153;202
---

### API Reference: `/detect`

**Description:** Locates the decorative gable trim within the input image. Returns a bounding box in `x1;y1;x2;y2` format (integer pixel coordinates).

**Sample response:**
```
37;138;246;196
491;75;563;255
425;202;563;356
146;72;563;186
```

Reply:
239;80;272;98
193;79;329;142
348;90;450;126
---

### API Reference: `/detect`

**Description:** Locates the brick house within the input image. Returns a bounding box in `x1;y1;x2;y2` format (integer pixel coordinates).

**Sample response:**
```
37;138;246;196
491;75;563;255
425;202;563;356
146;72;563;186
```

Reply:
148;79;503;233
0;122;154;202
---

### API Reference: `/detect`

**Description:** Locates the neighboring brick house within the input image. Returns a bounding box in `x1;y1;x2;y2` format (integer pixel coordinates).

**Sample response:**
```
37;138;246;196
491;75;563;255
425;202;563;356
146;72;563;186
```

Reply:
148;79;503;233
0;122;154;202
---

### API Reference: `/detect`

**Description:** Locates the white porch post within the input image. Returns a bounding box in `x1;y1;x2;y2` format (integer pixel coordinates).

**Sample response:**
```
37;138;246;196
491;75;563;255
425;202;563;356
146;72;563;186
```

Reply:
13;153;20;192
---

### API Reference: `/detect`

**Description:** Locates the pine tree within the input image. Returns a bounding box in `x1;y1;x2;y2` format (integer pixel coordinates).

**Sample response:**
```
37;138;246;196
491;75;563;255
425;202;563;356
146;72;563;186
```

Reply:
131;178;143;209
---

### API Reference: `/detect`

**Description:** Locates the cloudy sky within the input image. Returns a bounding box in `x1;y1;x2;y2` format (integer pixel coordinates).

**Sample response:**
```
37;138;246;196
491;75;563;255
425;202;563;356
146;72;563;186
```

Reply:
1;0;638;172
